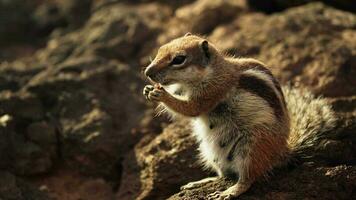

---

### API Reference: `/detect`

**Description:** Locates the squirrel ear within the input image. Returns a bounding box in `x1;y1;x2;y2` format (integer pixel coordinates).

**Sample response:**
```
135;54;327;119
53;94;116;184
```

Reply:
200;40;210;63
184;32;192;37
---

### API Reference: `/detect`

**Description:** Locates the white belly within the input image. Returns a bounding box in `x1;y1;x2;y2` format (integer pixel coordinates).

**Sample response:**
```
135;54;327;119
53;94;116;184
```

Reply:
191;116;233;176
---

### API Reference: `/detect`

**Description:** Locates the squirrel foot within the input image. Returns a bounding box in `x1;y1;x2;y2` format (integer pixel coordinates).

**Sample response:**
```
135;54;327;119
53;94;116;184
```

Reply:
181;177;218;190
207;182;251;200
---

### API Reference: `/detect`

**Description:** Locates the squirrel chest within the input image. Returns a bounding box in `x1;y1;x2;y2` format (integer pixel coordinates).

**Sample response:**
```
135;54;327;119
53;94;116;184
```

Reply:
191;97;249;178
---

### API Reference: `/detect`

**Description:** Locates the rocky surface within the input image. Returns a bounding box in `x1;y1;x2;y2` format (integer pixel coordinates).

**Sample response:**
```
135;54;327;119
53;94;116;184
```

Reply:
0;0;92;61
209;2;356;97
247;0;356;13
133;119;206;200
0;0;355;200
0;171;50;200
170;164;356;200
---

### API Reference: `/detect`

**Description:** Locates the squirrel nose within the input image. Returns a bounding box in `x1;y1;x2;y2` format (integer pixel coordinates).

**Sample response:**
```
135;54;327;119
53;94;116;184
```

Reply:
144;65;157;79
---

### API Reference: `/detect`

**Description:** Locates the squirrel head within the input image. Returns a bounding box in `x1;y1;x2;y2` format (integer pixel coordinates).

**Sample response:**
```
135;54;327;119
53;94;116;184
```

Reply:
144;34;220;86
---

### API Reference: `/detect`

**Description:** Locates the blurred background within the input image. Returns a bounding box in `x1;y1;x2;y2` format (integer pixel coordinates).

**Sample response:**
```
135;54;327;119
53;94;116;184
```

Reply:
0;0;355;200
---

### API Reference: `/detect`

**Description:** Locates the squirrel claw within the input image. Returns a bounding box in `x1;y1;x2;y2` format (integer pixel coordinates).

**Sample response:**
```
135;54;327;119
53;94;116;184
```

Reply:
143;85;154;99
147;88;165;102
207;191;221;200
207;191;235;200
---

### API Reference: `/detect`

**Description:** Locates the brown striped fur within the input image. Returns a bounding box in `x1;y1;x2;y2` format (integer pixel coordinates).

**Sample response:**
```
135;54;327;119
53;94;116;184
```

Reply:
143;34;335;199
238;74;285;119
159;72;236;117
247;127;289;182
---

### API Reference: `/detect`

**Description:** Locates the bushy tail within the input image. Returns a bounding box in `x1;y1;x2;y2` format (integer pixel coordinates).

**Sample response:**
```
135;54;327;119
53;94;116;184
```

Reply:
282;86;337;158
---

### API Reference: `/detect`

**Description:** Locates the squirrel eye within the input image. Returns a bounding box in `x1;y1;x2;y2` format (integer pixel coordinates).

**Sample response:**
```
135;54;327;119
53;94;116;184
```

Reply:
171;55;186;66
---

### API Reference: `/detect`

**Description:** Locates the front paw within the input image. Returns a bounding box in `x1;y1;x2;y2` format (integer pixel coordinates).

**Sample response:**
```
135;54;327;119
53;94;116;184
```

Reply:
143;85;154;100
148;88;166;102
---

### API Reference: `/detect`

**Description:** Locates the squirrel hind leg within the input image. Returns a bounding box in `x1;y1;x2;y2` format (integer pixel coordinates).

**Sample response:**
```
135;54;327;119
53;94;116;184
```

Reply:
207;181;252;200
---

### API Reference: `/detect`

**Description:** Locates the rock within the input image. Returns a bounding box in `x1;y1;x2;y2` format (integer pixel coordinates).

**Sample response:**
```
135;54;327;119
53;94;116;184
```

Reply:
329;95;356;113
0;118;13;170
56;0;92;27
157;0;246;45
0;91;44;120
0;171;50;200
0;87;56;176
12;141;53;175
115;150;142;200
0;61;45;92
31;168;115;200
210;2;356;97
33;2;68;36
0;0;84;46
116;109;170;200
134;119;206;200
170;164;356;199
175;0;245;34
0;0;355;200
1;54;147;177
1;0;168;189
24;56;146;177
0;0;35;45
27;121;57;145
37;2;171;65
0;115;54;175
92;0;195;11
326;96;356;164
315;139;355;164
247;0;356;13
76;179;114;200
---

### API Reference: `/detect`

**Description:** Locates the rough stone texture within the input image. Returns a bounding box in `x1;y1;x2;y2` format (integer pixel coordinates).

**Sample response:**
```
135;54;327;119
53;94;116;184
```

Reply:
0;93;55;175
134;119;206;200
31;167;115;200
157;0;246;46
0;0;92;47
1;0;162;190
1;0;166;197
327;96;356;164
56;0;92;27
92;0;195;11
170;164;356;200
0;0;355;200
23;55;146;178
116;109;170;200
0;0;36;44
37;2;172;65
210;2;356;97
0;117;14;170
0;171;50;200
0;92;44;120
0;60;45;91
247;0;356;13
33;2;68;36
